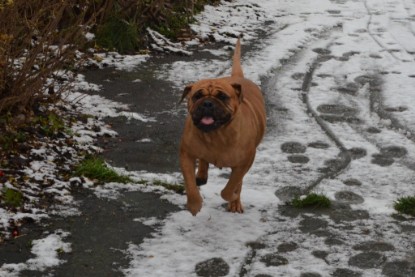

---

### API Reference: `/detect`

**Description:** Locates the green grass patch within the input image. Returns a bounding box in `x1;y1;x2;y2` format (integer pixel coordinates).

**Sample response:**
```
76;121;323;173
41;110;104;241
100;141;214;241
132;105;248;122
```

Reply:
394;196;415;216
291;193;331;209
73;157;185;193
35;112;66;137
0;131;26;150
74;156;132;184
2;188;23;208
153;180;185;194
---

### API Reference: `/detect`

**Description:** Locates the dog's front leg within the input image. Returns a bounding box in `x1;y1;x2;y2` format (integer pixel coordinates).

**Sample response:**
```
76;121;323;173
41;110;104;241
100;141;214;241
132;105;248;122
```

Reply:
180;150;203;216
196;159;209;186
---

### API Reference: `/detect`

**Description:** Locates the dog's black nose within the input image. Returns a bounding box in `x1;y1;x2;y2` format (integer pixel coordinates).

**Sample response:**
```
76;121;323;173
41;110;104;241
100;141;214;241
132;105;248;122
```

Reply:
203;100;214;109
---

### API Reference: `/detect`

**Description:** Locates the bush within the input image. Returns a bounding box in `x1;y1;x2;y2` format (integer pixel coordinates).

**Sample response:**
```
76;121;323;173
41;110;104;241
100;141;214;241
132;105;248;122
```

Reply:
96;17;139;54
0;1;222;116
92;0;221;52
0;0;96;115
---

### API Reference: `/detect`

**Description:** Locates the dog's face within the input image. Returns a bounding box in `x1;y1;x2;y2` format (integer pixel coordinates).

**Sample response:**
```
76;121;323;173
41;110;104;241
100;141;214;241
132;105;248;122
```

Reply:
181;80;242;132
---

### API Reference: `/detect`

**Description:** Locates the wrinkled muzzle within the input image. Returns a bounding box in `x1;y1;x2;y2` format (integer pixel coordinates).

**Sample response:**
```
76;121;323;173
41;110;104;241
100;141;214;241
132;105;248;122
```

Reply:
191;98;232;132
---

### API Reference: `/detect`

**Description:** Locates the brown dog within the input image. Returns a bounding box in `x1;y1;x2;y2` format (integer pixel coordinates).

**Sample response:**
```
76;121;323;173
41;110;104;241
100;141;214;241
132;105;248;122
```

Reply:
179;39;266;216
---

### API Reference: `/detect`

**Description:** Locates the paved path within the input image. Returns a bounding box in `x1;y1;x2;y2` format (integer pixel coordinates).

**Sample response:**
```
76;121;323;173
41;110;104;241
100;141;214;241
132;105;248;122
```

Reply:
2;0;415;276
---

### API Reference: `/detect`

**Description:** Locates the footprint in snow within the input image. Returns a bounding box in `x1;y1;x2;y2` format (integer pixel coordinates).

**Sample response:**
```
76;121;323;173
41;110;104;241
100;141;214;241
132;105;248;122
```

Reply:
366;127;382;134
383;106;408;112
371;153;394;166
348;147;367;159
281;141;307;154
308;141;330;149
335;191;364;204
287;155;309;164
343;178;362;186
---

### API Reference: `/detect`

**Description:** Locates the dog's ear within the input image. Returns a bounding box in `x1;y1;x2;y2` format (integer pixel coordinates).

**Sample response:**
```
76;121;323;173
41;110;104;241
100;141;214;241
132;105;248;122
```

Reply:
179;84;193;103
232;83;243;102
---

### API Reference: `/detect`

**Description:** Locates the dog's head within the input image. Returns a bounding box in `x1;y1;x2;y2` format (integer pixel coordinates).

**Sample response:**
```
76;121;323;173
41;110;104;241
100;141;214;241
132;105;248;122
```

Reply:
180;79;242;132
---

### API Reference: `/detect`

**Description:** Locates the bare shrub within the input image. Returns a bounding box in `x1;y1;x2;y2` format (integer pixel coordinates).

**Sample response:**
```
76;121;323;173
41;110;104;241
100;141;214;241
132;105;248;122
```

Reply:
0;0;98;114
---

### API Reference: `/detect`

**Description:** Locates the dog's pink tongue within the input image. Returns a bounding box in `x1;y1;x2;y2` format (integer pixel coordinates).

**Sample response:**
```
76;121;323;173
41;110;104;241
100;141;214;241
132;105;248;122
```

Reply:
201;116;214;125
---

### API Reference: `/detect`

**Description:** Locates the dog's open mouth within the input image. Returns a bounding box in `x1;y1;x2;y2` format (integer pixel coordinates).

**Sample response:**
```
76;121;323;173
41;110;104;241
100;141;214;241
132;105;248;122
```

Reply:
200;116;215;125
191;101;232;132
193;114;231;132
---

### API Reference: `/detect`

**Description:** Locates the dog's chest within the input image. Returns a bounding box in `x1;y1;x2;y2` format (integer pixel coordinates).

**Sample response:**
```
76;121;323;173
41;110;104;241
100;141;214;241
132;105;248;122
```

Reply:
196;138;250;168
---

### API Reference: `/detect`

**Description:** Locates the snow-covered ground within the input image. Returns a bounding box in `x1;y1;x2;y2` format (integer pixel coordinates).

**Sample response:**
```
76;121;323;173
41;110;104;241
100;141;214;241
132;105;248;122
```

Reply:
123;0;415;276
2;0;415;276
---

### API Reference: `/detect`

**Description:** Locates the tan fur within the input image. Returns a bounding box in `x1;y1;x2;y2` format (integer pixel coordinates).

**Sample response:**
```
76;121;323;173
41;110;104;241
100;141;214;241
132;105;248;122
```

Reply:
180;39;266;216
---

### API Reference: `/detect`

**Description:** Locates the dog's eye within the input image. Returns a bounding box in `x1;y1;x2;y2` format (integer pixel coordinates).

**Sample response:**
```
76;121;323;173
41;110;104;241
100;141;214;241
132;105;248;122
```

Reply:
192;91;204;101
216;92;230;101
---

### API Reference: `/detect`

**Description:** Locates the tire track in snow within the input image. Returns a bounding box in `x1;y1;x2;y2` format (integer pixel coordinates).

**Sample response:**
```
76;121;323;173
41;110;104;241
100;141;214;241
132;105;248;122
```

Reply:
399;0;415;36
300;53;352;194
239;26;349;277
363;0;401;61
364;0;415;61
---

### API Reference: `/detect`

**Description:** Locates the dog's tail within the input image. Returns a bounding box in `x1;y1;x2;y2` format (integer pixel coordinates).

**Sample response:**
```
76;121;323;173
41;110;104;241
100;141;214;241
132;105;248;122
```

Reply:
231;38;244;78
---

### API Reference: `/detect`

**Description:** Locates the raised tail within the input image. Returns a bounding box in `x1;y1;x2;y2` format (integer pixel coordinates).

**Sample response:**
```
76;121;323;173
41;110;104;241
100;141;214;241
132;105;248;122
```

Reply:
231;38;244;78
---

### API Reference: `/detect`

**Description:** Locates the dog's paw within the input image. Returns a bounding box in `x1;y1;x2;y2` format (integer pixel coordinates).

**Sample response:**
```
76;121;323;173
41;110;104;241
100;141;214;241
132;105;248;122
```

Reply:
187;196;203;216
221;188;238;202
228;200;244;213
196;177;207;186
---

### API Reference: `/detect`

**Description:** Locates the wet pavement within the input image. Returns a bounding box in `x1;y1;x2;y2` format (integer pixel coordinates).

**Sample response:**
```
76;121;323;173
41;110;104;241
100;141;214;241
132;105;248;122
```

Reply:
0;47;230;276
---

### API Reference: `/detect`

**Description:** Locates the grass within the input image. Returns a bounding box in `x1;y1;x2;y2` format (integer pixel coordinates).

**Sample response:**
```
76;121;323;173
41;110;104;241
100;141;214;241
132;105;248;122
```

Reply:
74;156;185;194
2;188;23;208
74;156;132;184
35;112;66;137
0;131;26;150
394;196;415;216
0;110;67;151
291;193;331;209
153;180;185;194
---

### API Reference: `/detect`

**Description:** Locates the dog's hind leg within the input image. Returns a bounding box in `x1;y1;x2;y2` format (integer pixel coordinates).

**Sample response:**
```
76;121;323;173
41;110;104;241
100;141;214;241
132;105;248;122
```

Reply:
196;159;209;186
227;184;244;213
221;165;249;203
221;155;255;213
